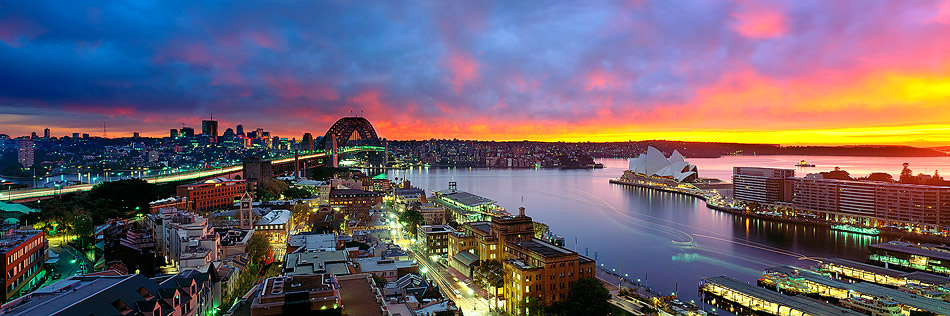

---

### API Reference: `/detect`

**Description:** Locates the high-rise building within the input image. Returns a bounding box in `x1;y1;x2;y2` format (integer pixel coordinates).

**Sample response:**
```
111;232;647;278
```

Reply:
132;132;140;138
732;167;795;204
180;127;195;137
72;133;80;139
42;128;49;139
170;128;179;138
301;133;315;151
236;124;245;137
256;128;264;139
29;132;36;140
17;138;33;168
81;133;89;139
201;120;218;142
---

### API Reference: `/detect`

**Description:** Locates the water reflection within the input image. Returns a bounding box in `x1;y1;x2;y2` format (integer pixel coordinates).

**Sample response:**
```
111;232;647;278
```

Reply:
391;159;875;305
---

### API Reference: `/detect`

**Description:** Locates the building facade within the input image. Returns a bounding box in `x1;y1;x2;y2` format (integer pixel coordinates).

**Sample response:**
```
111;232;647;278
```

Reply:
0;227;46;301
16;139;32;169
176;178;247;212
790;177;950;229
732;167;795;204
329;189;383;222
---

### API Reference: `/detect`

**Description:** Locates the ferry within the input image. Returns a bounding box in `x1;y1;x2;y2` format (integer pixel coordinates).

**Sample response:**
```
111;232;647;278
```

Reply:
795;160;816;167
832;224;881;236
841;296;901;316
758;271;809;294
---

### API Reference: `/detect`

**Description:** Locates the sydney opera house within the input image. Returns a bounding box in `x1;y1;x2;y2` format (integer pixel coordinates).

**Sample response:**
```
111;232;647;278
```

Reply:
626;146;699;183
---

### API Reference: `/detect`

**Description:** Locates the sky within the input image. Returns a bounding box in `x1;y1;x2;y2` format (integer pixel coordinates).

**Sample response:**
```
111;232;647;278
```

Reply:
1;0;950;146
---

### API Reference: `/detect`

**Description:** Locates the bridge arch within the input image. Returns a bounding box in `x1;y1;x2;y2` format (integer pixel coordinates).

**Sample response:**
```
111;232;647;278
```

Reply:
318;117;380;150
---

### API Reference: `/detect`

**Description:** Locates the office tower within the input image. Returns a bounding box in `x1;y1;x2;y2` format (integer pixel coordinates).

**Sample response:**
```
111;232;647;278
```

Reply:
201;119;218;142
43;128;50;139
82;133;89;139
133;132;140;138
180;127;195;137
17;138;33;168
170;129;179;138
223;128;235;138
72;133;80;139
30;132;37;139
236;124;244;137
301;133;315;151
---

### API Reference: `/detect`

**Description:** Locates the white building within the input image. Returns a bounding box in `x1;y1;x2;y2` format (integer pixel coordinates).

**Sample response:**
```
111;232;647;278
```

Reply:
627;146;698;182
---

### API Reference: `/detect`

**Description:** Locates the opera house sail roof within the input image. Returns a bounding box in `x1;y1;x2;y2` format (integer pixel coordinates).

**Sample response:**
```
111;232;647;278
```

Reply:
628;146;698;182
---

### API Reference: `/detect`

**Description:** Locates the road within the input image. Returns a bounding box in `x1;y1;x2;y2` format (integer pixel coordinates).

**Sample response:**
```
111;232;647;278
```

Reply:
0;151;338;201
385;213;494;316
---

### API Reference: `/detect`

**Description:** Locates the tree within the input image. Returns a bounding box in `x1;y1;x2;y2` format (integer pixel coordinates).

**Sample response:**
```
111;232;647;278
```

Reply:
550;277;611;316
257;179;289;201
524;296;551;316
867;172;894;182
283;187;312;199
929;170;945;185
70;208;94;248
399;209;423;237
372;273;388;289
475;260;504;310
900;163;918;184
246;233;272;264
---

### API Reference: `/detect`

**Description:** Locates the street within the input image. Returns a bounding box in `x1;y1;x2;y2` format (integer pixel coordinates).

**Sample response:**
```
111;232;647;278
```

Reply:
386;212;495;316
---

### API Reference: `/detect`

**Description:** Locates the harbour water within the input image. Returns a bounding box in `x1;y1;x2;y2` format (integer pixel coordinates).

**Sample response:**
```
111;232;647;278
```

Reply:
386;156;950;306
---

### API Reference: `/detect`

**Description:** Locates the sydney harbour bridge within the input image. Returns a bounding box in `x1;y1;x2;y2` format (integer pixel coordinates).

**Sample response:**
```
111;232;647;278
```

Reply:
1;116;389;201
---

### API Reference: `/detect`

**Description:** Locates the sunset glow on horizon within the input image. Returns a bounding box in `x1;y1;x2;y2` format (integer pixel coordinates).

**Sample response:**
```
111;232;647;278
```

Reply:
2;1;950;146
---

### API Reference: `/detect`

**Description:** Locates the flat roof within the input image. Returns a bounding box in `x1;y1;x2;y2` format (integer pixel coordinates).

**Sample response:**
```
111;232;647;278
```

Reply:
512;238;573;258
468;222;491;234
822;258;950;285
702;275;863;315
337;274;383;316
767;266;950;314
870;241;950;262
436;190;495;207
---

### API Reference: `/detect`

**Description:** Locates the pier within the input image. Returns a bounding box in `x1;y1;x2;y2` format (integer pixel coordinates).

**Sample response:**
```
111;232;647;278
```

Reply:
699;275;861;316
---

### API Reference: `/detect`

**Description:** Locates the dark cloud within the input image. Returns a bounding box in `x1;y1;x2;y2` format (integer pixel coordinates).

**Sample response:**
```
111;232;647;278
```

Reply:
1;0;949;142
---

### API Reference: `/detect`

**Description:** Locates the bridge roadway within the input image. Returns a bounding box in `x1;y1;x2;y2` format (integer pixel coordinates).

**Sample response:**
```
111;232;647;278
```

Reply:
0;146;385;202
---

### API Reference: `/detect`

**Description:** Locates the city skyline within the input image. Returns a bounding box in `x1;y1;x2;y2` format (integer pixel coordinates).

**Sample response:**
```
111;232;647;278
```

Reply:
3;1;950;145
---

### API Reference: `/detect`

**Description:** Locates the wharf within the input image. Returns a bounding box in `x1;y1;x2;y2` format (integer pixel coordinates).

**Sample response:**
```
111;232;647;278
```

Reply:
818;257;950;288
699;275;862;316
765;265;950;315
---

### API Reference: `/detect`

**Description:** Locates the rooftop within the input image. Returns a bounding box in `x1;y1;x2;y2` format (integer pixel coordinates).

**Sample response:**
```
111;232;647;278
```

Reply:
256;209;291;226
330;188;383;196
870;241;950;262
512;238;573;258
435;190;495;207
702;275;863;316
287;233;337;251
355;257;415;272
766;265;950;315
0;229;42;253
337;274;385;316
284;250;350;275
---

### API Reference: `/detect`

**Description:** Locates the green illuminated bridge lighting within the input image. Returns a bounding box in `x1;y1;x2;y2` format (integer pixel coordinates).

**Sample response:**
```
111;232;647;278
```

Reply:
0;146;385;201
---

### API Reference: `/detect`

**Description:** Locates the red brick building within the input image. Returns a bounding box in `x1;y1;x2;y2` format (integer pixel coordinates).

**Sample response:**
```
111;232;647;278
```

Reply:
329;189;383;222
176;178;247;212
1;226;47;301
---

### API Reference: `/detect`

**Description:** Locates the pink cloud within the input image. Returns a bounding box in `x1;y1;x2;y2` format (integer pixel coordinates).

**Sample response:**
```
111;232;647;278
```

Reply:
445;50;480;93
730;2;788;39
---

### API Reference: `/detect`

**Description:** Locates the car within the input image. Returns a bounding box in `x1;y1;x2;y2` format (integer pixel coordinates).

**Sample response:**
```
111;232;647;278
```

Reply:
453;289;461;296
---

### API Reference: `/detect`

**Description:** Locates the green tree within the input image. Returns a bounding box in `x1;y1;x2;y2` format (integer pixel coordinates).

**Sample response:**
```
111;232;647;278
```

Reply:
246;233;272;264
475;259;504;310
399;209;423;237
551;277;611;316
257;179;289;201
372;274;388;289
524;296;550;316
283;187;312;199
70;208;94;248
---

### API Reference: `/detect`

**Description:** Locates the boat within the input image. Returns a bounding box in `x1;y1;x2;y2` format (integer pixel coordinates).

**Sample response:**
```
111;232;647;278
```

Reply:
832;224;880;236
841;295;902;316
795;160;816;167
